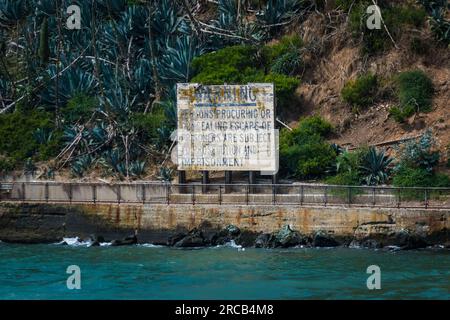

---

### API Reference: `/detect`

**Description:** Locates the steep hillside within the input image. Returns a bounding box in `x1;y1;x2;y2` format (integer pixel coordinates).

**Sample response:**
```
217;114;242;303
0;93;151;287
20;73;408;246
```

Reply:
289;8;449;161
0;0;448;185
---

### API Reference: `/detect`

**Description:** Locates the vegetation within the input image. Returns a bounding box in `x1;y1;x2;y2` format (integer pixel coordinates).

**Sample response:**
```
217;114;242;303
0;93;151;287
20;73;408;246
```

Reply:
338;0;428;55
0;110;59;168
389;70;434;122
393;130;449;189
418;0;450;46
359;147;392;185
0;0;447;190
279;116;336;179
326;149;366;186
341;73;378;110
326;146;392;186
0;0;305;178
191;40;301;112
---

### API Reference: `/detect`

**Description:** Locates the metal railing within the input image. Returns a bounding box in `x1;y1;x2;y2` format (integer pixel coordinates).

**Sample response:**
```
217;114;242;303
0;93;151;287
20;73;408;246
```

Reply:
0;181;449;209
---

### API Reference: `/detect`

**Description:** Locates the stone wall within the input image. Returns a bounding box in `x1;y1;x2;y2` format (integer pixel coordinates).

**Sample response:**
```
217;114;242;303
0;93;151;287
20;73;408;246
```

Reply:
0;202;448;246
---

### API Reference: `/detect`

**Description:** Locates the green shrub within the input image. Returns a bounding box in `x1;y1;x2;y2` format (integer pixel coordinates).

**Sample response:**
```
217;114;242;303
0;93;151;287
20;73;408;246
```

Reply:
326;148;367;185
387;5;427;28
297;115;334;136
396;130;439;173
37;130;63;161
341;73;378;110
191;45;260;85
447;145;450;168
392;130;448;192
326;170;361;186
342;1;428;55
397;70;433;111
390;70;434;121
0;110;57;167
260;73;300;108
132;108;167;143
191;44;300;112
279;116;336;179
393;167;450;188
63;94;98;123
0;156;14;174
263;35;303;62
263;35;304;76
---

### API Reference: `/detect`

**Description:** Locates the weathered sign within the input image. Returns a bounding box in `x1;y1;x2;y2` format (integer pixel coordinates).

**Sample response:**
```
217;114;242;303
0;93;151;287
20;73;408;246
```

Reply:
176;83;278;172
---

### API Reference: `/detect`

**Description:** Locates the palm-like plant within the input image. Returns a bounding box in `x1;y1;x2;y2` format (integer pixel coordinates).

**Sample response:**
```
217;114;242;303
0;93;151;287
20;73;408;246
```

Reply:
34;128;53;144
129;160;146;178
360;147;393;186
0;0;29;24
71;155;93;177
158;36;205;85
257;0;302;28
41;65;97;106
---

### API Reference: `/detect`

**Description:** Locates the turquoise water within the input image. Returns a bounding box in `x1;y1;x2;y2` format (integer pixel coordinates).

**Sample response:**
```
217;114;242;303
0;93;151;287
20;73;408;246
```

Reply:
0;243;448;300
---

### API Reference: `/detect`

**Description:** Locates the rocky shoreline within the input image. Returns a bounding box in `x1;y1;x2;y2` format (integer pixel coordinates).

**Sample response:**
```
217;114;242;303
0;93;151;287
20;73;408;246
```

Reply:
54;224;450;251
1;203;448;250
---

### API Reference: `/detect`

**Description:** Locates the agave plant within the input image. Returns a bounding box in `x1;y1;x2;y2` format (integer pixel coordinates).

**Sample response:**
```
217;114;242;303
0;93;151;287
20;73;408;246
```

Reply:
101;149;127;177
132;58;154;95
151;0;184;41
257;0;302;29
71;155;93;178
40;65;97;107
129;160;146;178
23;158;36;176
0;0;29;24
34;128;53;144
36;0;56;15
158;166;173;182
158;36;205;85
360;147;393;186
418;0;450;45
271;49;303;76
101;86;137;115
396;129;440;173
216;0;238;30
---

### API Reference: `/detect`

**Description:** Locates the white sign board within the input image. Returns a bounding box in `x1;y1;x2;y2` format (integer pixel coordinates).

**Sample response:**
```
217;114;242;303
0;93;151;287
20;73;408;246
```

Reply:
176;83;278;172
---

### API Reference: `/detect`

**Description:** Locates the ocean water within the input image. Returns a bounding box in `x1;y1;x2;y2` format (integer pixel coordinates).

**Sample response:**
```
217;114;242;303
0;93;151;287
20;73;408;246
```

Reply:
0;241;448;300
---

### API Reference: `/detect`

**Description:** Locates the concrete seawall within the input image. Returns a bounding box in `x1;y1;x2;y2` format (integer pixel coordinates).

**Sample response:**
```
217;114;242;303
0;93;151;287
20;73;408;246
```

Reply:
0;202;448;246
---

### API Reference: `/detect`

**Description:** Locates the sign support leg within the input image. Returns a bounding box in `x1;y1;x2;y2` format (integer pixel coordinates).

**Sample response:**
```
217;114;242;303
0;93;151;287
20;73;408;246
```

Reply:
249;171;256;194
202;171;209;194
178;171;186;193
225;171;232;193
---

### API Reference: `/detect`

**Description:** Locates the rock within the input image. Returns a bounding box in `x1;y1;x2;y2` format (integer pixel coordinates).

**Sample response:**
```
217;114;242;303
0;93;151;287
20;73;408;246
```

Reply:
225;225;240;236
167;233;186;246
350;239;382;249
235;231;258;247
211;225;241;246
174;228;207;248
110;234;138;246
273;225;308;248
254;226;310;248
313;230;340;247
394;230;428;250
255;233;272;248
88;234;105;247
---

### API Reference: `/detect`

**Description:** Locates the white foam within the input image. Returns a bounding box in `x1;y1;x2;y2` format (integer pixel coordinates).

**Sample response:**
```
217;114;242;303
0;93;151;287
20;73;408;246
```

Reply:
55;237;116;247
221;240;245;251
138;243;163;248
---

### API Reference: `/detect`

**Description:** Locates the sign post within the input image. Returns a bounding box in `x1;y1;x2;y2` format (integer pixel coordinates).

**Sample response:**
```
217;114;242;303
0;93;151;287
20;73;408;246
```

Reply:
177;83;278;189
